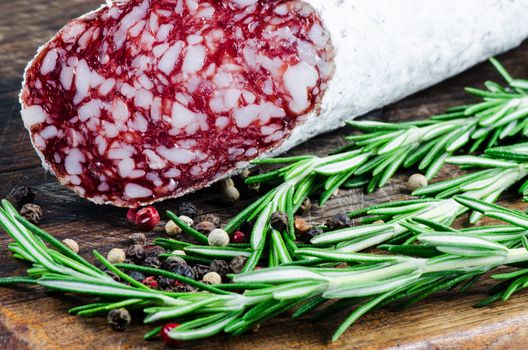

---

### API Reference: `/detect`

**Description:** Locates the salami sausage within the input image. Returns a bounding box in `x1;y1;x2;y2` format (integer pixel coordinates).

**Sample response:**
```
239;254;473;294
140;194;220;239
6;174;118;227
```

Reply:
20;0;528;207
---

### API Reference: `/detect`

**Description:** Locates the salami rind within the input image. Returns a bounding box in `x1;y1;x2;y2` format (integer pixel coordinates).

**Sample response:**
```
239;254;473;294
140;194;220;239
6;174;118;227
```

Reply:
20;0;528;207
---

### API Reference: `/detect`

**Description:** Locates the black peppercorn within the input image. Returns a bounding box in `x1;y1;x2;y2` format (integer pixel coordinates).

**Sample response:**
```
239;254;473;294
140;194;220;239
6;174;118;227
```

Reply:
300;227;324;244
178;202;197;219
7;186;35;209
192;264;211;279
195;214;222;227
143;244;166;258
107;308;131;331
170;264;196;280
126;244;145;263
128;271;146;282
209;259;229;277
19;203;43;224
229;256;247;274
173;281;197;293
326;213;353;230
129;232;147;246
157;276;176;290
194;221;215;235
270;211;288;233
163;256;188;271
143;256;162;269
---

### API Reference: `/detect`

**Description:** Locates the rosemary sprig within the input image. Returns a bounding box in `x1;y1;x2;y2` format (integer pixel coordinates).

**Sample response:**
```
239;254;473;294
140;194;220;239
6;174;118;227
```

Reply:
217;59;528;270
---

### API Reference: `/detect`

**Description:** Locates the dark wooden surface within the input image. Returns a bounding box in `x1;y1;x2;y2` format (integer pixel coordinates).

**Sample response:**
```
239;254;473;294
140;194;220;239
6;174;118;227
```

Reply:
2;1;528;349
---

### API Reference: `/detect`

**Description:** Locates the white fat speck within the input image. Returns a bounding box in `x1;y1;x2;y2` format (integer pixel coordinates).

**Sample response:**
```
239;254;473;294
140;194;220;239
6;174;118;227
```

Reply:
70;175;81;186
138;74;154;89
60;66;74;91
308;23;327;47
129;113;149;132
125;183;153;199
187;34;203;45
120;83;136;99
21;105;47;127
182;45;206;73
40;125;58;139
149;13;159;32
90;71;105;88
228;147;245;156
242;90;256;104
111;99;130;123
233;104;259;128
104;122;119;138
185;0;198;12
283;62;319;114
231;0;257;8
262;78;273;95
158;41;184;75
153;43;169;57
171;102;198;129
236;161;249;168
196;6;214;19
274;4;288;15
190;165;201;175
150;97;162;121
40;49;58;75
95;135;108;155
167;179;176;191
213;72;232;88
134;89;153;108
64;148;85;175
78;99;102;121
33;134;46;149
114;0;149;49
175;93;190;106
185;76;201;93
157;146;195;164
156;24;173;42
245;147;257;156
215;116;229;129
175;0;184;14
129;20;146;37
164;168;181;178
98;182;110;192
74;59;91;104
261;125;275;135
54;153;61;163
118;158;135;177
108;146;133;160
98;78;116;95
62;23;86;43
209;89;240;113
144;149;167;169
146;172;163;187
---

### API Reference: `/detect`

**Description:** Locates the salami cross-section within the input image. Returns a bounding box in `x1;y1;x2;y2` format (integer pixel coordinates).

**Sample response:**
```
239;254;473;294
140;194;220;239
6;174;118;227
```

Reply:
20;0;528;207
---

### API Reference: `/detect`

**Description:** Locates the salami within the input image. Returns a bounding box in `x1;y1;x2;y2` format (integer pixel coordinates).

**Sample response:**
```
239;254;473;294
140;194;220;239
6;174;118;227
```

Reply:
20;0;528;207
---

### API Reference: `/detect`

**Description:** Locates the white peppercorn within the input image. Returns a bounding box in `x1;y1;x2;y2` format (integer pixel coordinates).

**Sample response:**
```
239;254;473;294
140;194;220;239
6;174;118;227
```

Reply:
62;238;79;254
408;173;428;190
179;215;194;227
107;248;126;264
202;271;222;285
208;229;230;247
165;220;182;236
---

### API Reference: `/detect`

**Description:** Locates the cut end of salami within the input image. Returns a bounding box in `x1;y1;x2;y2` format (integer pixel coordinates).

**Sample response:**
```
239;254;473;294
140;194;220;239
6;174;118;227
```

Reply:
20;0;335;207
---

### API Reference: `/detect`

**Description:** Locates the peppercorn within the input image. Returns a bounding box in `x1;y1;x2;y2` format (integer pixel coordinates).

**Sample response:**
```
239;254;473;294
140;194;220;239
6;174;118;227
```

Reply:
170;264;196;280
143;256;161;269
178;202;197;219
7;186;35;209
326;213;353;230
219;178;240;205
195;214;222;227
300;227;324;244
161;323;181;347
408;173;428;190
270;211;288;233
62;238;79;253
129;232;147;246
209;259;229;277
163;256;188;271
208;229;230;247
229;255;247;274
165;220;182;236
203;271;222;285
194;221;216;235
142;276;159;288
173;281;196;292
157;276;176;290
126;244;145;263
107;308;131;331
19;203;42;224
294;216;311;234
143;244;166;258
107;248;126;264
134;206;160;231
232;231;246;243
192;264;211;280
129;271;146;283
300;198;312;214
373;219;385;225
178;215;194;227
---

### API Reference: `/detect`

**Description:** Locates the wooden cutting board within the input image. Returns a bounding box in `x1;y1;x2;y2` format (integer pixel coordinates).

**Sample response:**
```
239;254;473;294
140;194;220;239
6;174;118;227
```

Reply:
2;1;528;349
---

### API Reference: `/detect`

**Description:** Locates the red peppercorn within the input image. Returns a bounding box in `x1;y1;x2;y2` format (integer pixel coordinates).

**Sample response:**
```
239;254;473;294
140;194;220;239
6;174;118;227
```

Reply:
161;323;181;347
232;231;246;243
134;206;160;231
142;276;158;288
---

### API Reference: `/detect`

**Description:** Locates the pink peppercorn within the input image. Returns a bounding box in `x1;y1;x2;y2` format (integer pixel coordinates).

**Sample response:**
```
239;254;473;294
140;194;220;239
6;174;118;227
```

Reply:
161;323;181;347
232;231;246;243
134;206;160;231
142;276;158;288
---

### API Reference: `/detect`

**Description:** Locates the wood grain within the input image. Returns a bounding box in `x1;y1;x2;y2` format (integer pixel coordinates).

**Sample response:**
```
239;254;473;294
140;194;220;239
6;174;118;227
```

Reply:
1;1;528;349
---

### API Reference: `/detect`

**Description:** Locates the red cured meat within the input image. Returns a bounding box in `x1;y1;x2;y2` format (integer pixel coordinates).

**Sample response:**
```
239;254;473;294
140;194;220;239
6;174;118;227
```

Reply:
20;0;334;207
